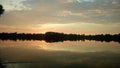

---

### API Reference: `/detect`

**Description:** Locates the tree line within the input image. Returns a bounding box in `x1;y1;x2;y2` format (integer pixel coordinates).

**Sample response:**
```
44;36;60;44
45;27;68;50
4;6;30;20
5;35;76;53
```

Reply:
0;32;120;43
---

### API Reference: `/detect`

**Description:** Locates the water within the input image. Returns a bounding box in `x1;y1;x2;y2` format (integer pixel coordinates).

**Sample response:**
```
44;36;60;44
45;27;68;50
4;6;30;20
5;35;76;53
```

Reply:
0;40;120;68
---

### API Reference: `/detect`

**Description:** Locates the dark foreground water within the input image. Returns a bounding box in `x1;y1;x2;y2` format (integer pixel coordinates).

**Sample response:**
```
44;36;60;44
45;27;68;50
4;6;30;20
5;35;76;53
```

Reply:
0;40;120;68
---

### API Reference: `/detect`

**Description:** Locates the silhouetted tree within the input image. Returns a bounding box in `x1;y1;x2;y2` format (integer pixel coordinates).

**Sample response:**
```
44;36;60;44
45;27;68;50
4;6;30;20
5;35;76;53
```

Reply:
0;4;4;16
0;59;5;68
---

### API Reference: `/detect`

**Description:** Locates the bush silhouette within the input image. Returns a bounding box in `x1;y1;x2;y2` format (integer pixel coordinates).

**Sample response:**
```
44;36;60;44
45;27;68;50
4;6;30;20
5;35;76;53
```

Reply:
0;5;4;16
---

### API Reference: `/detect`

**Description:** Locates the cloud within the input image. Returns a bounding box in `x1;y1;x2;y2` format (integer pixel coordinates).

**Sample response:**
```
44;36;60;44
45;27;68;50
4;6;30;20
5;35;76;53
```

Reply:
60;0;120;23
0;0;120;25
0;0;30;11
32;0;120;23
0;0;120;33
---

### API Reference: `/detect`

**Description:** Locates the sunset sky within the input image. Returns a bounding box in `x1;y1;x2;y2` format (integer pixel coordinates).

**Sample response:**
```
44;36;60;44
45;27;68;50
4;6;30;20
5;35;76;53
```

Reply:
0;0;120;34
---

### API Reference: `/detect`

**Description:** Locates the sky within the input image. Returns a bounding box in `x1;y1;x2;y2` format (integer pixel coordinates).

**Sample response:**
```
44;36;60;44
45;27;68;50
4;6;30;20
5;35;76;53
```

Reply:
0;0;120;34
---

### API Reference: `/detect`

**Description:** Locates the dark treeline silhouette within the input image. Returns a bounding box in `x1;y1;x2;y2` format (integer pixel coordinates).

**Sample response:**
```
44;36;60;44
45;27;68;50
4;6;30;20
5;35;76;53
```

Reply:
0;32;120;43
0;32;44;41
0;4;4;16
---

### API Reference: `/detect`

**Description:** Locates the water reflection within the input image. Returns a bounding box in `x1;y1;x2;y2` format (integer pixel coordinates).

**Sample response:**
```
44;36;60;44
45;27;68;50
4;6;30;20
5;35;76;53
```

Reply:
2;52;120;68
0;40;120;68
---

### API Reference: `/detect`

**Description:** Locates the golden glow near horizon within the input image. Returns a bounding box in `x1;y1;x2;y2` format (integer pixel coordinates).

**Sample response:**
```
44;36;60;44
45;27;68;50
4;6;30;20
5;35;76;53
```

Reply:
0;0;120;34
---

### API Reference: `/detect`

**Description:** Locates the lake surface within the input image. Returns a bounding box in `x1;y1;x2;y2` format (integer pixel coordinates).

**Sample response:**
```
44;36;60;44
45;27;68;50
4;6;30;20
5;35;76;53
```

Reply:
0;40;120;68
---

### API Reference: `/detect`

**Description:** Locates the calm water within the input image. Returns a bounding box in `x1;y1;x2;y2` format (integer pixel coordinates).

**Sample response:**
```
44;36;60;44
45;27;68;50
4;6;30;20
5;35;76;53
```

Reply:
0;40;120;68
